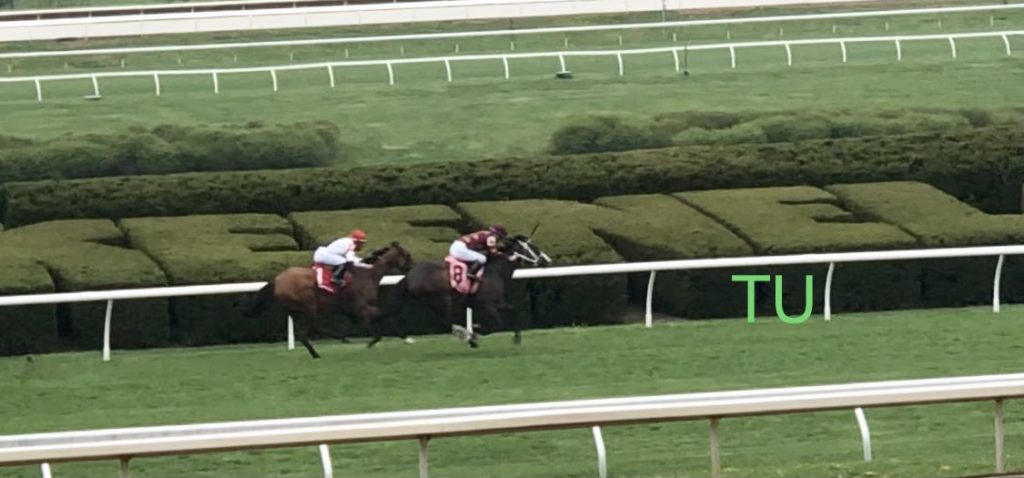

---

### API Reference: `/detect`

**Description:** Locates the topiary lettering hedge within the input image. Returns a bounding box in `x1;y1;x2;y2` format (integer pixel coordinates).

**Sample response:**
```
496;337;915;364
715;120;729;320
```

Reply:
0;220;168;354
4;181;1024;356
3;126;1023;227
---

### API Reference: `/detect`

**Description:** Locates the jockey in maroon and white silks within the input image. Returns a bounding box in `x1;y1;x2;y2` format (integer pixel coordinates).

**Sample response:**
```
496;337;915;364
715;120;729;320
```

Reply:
449;224;508;278
314;229;372;286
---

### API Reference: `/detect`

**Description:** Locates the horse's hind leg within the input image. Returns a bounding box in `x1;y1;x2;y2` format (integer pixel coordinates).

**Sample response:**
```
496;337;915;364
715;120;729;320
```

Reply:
300;336;321;359
293;314;321;359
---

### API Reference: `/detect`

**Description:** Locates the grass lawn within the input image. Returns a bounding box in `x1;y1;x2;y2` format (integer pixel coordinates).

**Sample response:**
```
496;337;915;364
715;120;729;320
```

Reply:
0;305;1022;478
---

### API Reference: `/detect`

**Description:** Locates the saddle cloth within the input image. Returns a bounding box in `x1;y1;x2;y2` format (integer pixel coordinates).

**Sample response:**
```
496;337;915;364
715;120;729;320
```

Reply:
312;263;349;295
445;256;483;295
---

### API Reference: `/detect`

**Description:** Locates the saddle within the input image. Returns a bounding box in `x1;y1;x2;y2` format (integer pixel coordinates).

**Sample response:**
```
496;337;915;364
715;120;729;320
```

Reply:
445;256;483;295
312;263;350;295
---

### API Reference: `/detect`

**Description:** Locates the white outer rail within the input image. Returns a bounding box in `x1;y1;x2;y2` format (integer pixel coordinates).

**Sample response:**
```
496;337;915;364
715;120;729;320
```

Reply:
1;0;1022;42
0;373;1020;478
3;2;1022;61
1;0;344;21
2;30;1017;102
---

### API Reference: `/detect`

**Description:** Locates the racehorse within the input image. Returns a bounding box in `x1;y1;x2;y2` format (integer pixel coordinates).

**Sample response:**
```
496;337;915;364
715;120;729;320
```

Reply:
372;233;551;348
242;242;413;358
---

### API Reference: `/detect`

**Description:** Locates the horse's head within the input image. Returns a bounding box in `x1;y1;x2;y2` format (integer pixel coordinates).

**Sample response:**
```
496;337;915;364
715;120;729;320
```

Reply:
501;232;552;268
382;241;414;273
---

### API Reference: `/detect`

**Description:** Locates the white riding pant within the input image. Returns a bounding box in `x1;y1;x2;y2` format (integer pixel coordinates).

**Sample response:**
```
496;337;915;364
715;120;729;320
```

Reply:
450;241;487;264
313;247;350;266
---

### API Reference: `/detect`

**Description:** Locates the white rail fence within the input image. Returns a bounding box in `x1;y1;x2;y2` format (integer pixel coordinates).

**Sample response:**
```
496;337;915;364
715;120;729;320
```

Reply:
2;244;1023;363
2;0;1022;42
0;30;1017;101
0;373;1021;478
3;2;1022;61
0;0;350;22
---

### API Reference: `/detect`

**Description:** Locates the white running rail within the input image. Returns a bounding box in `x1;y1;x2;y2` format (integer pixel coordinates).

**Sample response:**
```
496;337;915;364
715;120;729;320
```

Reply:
1;0;1022;42
1;243;1023;362
1;30;1017;101
2;2;1022;60
0;373;1020;478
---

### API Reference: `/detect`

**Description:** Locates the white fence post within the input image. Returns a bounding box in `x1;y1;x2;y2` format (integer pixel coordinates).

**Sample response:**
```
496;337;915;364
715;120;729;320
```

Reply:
616;53;624;76
854;407;872;461
558;54;567;72
824;262;835;321
153;73;161;96
40;463;52;478
1003;34;1012;55
91;75;101;97
784;42;792;66
672;49;680;72
270;68;278;92
645;271;656;328
840;41;847;63
418;437;430;478
34;78;42;102
895;39;902;61
386;62;395;85
319;444;333;478
709;418;721;478
502;56;510;79
993;255;1005;313
995;399;1005;473
102;300;115;362
443;59;452;82
729;45;736;68
591;426;608;478
287;315;295;350
948;36;957;58
212;71;219;94
326;65;335;88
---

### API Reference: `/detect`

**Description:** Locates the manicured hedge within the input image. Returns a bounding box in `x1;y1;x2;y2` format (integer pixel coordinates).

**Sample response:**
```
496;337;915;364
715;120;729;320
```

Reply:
4;126;1023;227
0;220;168;355
0;258;57;356
679;186;922;316
828;182;1024;308
6;181;1024;355
0;120;340;187
121;214;308;346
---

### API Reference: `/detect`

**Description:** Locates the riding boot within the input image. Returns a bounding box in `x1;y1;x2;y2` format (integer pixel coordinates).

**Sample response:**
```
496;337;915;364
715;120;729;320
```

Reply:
467;262;483;281
331;264;348;287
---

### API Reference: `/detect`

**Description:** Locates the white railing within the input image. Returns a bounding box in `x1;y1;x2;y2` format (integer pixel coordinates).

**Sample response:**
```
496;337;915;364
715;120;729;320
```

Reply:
3;2;1021;61
2;244;1023;363
1;30;1016;101
1;0;1021;42
0;373;1020;478
0;0;347;21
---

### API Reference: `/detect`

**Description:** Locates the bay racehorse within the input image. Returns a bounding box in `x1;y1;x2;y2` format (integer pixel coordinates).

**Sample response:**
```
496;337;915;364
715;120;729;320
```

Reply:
242;242;413;358
373;233;551;348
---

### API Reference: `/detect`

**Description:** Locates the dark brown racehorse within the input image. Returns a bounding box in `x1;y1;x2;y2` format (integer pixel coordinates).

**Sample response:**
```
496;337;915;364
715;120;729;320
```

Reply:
243;242;413;358
373;234;551;348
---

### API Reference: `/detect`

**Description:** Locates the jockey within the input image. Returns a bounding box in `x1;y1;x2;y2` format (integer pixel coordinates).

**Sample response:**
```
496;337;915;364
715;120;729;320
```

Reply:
450;224;508;280
313;229;373;287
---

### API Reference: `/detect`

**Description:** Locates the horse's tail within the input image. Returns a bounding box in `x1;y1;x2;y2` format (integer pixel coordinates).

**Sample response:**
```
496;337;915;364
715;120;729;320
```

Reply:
242;282;275;318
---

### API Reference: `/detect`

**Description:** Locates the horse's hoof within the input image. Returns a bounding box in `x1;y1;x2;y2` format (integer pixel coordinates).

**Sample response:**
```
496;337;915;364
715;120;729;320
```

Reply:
468;339;480;348
403;337;416;345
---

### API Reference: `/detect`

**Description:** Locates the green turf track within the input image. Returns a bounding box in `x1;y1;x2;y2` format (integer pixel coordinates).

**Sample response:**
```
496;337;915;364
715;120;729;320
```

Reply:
1;306;1021;478
0;1;1022;165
